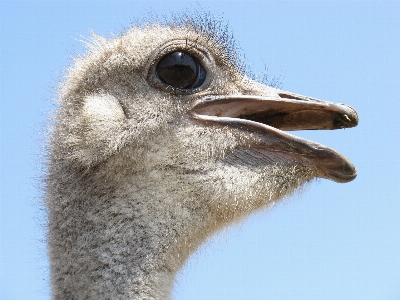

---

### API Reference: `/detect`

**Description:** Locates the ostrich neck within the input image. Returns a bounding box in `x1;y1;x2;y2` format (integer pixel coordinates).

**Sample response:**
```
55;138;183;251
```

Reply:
47;164;208;300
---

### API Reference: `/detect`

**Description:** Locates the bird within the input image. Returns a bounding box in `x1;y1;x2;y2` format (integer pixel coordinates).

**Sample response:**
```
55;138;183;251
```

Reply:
46;14;358;299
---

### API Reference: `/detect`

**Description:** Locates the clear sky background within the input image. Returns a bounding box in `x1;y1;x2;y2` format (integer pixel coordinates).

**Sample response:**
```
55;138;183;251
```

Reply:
1;1;399;299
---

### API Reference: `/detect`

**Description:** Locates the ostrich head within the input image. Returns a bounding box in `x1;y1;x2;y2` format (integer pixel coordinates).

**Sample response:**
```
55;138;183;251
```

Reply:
47;16;358;299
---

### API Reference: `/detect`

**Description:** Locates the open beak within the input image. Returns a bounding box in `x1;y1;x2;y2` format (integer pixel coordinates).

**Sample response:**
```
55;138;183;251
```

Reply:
191;90;358;183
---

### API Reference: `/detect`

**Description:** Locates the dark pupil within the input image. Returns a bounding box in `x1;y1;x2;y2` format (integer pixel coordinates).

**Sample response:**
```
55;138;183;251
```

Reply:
156;51;206;89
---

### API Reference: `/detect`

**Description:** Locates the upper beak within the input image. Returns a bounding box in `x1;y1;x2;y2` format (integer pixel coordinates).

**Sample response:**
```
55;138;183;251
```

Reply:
192;91;358;131
190;89;358;183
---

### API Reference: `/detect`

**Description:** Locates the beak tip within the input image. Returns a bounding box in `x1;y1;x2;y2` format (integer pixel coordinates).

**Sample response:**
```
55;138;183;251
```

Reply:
336;104;359;129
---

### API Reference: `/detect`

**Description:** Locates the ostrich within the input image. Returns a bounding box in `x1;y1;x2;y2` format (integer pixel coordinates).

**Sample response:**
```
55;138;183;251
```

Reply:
46;15;358;299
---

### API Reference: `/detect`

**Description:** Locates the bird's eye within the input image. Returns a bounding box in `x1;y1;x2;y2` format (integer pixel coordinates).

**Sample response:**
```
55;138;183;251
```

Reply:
156;51;206;89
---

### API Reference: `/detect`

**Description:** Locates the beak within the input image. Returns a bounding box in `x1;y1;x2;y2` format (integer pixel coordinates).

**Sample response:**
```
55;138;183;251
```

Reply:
190;89;358;183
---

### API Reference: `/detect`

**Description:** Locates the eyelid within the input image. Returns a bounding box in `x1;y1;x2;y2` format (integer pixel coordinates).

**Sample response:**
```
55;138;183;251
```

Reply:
145;39;215;95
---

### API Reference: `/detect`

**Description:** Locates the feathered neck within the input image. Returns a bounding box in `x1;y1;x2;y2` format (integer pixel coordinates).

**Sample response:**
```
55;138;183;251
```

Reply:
47;160;217;299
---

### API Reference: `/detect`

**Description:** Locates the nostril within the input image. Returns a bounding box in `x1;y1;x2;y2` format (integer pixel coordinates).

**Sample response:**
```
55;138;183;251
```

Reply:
278;93;303;100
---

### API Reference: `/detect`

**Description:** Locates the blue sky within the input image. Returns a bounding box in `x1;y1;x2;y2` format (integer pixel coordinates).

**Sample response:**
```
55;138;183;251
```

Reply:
1;1;399;299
